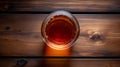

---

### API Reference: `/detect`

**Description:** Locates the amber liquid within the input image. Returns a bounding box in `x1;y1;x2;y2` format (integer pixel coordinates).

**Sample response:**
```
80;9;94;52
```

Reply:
42;15;73;67
46;15;77;45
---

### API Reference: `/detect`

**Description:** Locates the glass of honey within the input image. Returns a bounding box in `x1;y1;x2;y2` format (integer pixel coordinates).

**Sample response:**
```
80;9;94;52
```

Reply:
41;10;79;50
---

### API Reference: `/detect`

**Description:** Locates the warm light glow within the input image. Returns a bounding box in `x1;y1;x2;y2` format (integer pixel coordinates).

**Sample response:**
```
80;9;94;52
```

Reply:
44;45;71;56
46;42;72;50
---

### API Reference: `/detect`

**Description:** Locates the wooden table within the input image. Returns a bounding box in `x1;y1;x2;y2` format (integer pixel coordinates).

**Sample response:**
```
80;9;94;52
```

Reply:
0;14;120;57
0;0;120;67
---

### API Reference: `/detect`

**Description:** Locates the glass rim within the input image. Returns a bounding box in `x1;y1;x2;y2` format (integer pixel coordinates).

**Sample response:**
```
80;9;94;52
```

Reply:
41;10;80;50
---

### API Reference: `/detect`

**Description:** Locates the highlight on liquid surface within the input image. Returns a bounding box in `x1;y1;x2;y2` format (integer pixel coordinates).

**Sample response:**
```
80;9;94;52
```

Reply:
45;15;77;45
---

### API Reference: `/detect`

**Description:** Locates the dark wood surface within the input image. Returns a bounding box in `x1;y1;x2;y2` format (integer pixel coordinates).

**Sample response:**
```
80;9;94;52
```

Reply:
0;0;120;12
0;59;120;67
0;0;120;67
0;14;120;57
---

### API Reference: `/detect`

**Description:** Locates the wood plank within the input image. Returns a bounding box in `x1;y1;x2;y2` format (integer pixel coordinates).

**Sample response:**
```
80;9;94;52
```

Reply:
0;14;120;56
0;59;120;67
0;0;120;12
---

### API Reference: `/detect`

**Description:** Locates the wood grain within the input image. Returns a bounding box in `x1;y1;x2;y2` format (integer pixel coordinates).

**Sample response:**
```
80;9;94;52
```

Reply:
0;59;120;67
0;14;120;57
0;0;120;12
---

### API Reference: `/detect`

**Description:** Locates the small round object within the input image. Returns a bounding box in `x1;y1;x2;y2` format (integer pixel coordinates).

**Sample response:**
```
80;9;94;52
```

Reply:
41;10;79;50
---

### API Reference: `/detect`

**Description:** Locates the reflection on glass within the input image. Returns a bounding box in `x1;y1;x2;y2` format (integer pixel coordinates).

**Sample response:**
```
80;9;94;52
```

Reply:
41;10;79;50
